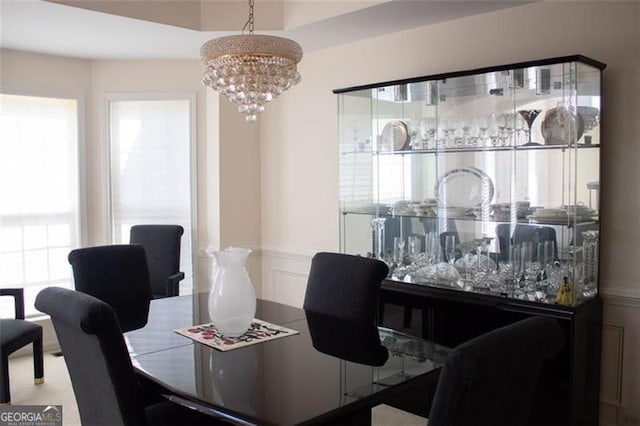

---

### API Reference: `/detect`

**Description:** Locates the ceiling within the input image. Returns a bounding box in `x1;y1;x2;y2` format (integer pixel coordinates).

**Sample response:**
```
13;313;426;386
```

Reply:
0;0;536;60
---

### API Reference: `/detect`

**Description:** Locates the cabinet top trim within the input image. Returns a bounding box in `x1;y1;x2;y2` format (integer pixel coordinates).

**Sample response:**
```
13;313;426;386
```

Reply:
332;54;606;94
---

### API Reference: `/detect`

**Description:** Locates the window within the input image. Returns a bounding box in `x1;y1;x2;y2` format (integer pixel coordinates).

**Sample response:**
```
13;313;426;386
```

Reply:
107;96;195;294
0;93;80;317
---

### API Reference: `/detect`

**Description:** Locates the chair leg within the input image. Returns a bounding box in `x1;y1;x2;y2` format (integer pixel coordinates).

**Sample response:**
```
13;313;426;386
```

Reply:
33;337;44;385
1;355;10;404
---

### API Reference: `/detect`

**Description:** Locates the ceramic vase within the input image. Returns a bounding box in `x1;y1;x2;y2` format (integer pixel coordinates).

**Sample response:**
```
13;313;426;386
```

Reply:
207;246;256;337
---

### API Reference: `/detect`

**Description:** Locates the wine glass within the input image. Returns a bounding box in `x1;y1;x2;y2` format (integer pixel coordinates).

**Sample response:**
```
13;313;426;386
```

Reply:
496;114;508;146
514;113;526;145
477;116;490;146
517;109;542;146
370;218;386;261
394;237;406;267
488;113;500;146
408;236;420;265
425;232;438;264
444;235;457;265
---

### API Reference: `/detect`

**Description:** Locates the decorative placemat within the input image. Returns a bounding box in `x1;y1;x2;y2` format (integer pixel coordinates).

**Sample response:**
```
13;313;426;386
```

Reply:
175;319;299;352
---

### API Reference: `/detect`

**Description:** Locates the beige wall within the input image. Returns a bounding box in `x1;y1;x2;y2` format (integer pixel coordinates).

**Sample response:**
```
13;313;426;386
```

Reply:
261;0;640;296
259;1;640;424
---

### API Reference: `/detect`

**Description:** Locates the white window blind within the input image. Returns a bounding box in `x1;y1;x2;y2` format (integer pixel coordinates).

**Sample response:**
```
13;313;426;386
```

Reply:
108;97;194;295
0;93;80;317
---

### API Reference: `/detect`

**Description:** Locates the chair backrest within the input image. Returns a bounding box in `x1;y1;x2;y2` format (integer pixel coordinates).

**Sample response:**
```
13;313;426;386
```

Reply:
428;316;565;426
129;225;184;298
303;252;389;323
35;287;147;426
0;288;25;319
496;224;558;262
68;245;152;332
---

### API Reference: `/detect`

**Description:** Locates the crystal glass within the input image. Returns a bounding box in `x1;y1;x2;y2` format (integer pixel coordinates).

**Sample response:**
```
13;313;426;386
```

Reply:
425;232;438;264
418;118;437;149
581;231;599;298
496;113;509;146
408;236;421;265
444;235;457;265
514;113;526;145
517;109;542;146
393;237;406;267
370;218;386;261
477;116;490;146
488;113;500;146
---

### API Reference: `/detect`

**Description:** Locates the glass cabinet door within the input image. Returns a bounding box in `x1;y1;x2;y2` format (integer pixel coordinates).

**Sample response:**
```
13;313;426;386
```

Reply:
337;56;604;307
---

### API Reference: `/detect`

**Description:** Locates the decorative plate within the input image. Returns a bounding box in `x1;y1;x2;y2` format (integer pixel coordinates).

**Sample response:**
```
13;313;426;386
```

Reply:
541;106;585;145
526;215;573;225
435;167;495;208
381;120;409;151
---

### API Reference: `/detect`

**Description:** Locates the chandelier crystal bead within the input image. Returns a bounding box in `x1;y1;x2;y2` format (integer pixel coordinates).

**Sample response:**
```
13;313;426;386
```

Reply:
199;2;303;123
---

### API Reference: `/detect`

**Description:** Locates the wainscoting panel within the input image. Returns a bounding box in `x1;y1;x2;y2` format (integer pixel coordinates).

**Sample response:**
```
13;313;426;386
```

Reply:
601;324;624;406
600;290;640;425
260;248;314;308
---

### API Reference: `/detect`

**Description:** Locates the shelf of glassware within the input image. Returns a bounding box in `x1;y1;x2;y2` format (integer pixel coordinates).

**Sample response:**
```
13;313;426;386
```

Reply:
339;142;601;221
339;205;599;307
341;141;601;156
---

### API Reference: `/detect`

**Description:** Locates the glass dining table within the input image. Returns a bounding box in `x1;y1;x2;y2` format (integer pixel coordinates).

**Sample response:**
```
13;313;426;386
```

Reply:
125;292;450;425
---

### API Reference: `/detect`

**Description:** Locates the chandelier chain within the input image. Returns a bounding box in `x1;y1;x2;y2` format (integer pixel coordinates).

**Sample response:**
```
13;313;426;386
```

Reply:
242;0;255;35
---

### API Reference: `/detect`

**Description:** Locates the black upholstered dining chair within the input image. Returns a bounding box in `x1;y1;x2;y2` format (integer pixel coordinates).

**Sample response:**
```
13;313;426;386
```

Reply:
427;316;565;426
0;288;44;404
68;245;152;332
34;287;226;425
303;252;389;323
130;225;185;299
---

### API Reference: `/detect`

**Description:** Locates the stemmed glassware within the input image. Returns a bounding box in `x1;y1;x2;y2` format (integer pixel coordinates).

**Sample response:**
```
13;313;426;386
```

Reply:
521;242;538;294
394;237;406;267
408;236;420;265
517;109;542;146
534;240;554;300
496;114;509;146
514;113;526;145
425;232;438;264
392;236;411;279
477;117;489;147
419;118;437;149
442;118;456;148
370;218;386;261
488;113;500;146
444;235;457;265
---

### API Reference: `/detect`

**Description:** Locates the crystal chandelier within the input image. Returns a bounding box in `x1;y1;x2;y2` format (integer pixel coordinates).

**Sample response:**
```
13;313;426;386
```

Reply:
200;0;303;122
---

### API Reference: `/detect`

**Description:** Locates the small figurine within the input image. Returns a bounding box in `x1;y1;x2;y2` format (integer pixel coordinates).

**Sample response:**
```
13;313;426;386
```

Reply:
555;276;574;305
